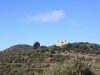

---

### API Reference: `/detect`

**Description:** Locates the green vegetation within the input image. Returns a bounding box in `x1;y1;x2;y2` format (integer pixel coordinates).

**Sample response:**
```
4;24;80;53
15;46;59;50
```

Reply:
33;41;40;49
43;58;94;75
0;41;100;75
62;42;100;54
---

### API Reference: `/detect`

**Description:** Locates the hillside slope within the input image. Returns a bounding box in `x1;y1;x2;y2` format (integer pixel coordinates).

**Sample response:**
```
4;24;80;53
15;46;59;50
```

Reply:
4;44;32;52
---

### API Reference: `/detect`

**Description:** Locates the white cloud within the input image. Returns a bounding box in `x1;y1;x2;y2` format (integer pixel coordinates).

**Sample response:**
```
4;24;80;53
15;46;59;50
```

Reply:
28;10;64;22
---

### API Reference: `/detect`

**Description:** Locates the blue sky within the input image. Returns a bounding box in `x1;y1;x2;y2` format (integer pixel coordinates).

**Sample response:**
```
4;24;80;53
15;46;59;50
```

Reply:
0;0;100;50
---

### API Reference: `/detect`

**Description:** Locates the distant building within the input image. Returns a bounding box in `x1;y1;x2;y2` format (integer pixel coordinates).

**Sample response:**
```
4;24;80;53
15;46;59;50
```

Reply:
56;40;68;47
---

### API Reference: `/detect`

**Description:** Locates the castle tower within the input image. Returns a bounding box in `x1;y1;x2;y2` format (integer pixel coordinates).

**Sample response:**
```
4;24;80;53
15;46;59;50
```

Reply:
62;40;66;44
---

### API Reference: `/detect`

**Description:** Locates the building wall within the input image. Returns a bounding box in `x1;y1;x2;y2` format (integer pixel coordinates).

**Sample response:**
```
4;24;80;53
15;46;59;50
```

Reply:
56;40;67;47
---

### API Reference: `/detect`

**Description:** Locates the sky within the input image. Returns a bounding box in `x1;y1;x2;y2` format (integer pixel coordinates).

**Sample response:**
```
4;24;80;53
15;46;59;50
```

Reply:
0;0;100;50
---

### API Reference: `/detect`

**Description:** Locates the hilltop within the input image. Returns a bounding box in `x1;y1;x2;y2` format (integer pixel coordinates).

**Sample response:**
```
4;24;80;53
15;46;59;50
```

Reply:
3;42;100;54
4;44;32;52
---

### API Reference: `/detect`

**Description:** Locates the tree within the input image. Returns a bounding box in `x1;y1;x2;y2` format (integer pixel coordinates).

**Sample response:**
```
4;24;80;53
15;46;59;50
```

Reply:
33;41;40;49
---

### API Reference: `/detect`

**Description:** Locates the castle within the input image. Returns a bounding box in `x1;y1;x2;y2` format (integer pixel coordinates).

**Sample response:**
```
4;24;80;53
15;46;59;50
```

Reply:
56;40;68;47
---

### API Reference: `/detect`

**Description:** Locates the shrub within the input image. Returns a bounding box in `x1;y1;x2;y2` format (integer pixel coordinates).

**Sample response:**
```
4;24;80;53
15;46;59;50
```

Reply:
13;64;22;67
43;58;94;75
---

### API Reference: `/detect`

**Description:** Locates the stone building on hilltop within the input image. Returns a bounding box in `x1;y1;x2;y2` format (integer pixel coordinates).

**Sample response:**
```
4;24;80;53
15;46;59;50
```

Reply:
56;40;68;47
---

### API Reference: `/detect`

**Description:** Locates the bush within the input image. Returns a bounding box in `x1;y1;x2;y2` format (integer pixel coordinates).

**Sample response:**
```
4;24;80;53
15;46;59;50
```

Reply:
43;58;94;75
13;64;22;67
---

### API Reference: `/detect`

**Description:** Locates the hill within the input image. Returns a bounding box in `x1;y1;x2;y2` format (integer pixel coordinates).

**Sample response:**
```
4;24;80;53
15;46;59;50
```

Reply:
0;42;100;75
4;44;32;52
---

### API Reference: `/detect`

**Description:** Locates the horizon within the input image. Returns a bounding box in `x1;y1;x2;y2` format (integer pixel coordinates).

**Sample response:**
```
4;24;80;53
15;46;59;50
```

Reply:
0;0;100;51
1;40;100;51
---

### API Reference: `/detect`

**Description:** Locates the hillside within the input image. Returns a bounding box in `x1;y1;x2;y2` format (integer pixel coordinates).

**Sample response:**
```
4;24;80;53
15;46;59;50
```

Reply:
0;42;100;75
4;44;32;52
